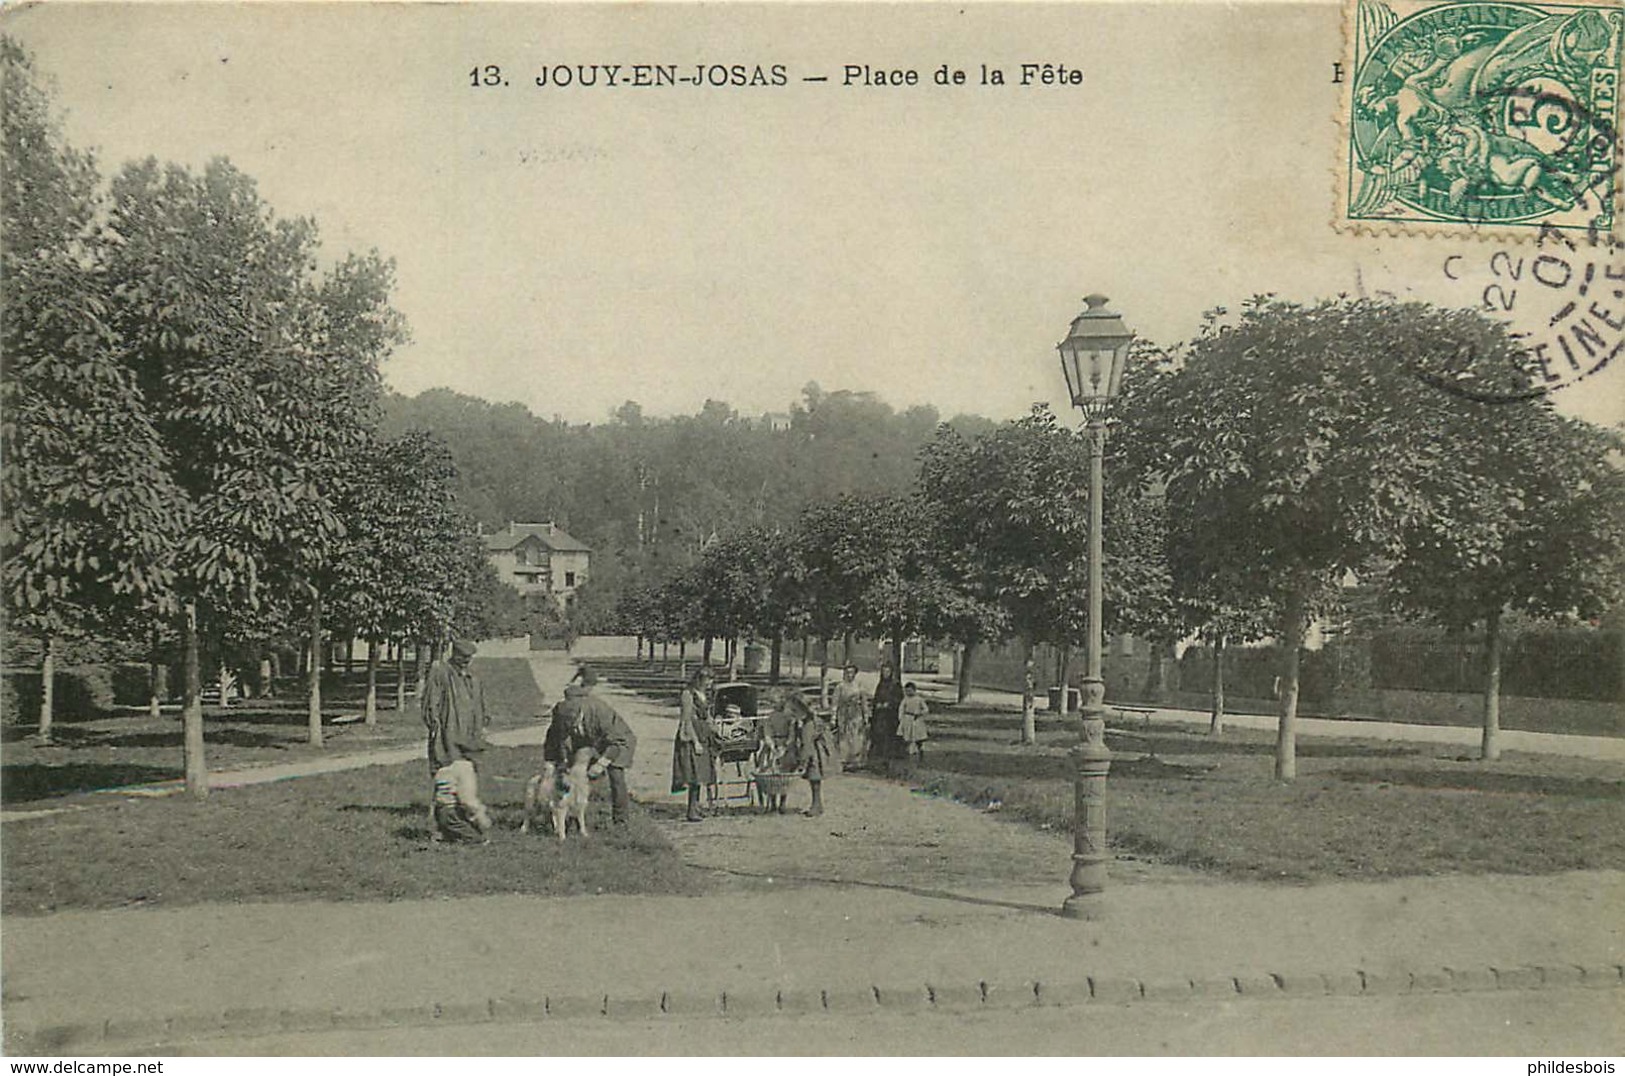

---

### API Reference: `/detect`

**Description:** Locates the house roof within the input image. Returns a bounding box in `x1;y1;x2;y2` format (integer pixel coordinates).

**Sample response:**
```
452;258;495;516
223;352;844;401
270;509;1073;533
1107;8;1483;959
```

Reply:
483;521;592;554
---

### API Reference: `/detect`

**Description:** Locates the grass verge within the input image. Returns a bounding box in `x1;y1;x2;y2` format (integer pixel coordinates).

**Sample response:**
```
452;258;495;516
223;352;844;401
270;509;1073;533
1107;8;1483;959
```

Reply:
2;657;546;806
1;745;703;915
906;706;1625;882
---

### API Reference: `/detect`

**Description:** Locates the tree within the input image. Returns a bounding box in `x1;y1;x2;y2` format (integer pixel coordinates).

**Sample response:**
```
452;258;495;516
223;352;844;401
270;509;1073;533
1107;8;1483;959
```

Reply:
101;155;394;788
1386;407;1625;759
699;525;809;683
795;497;874;667
1;39;181;741
1141;297;1541;779
920;407;1094;743
280;254;406;741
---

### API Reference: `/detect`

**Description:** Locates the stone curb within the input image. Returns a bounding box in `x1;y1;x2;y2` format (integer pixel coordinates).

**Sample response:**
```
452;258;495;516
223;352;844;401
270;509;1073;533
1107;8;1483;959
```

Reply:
5;961;1619;1054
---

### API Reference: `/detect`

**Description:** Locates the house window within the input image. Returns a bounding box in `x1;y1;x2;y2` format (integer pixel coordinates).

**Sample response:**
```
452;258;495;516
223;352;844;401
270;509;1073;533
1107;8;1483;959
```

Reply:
564;571;576;588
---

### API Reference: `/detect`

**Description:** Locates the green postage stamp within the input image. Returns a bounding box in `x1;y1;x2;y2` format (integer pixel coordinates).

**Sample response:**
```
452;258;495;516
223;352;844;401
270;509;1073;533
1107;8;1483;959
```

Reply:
1339;0;1624;239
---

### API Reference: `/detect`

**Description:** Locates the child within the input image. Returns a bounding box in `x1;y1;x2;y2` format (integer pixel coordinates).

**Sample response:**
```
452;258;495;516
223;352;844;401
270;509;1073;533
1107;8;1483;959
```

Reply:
898;682;930;761
432;757;493;843
785;693;832;817
755;694;795;814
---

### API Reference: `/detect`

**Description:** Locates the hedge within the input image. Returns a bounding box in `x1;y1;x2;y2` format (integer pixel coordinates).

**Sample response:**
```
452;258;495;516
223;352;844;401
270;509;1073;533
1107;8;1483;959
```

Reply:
1178;625;1620;703
111;663;172;707
2;665;117;724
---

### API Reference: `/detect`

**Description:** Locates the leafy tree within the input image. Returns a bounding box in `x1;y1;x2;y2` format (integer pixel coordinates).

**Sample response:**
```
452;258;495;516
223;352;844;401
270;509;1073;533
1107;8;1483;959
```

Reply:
795;497;874;662
697;525;808;682
1386;407;1625;759
920;407;1094;742
330;431;467;722
1;39;181;741
1140;296;1554;778
100;154;399;785
797;493;969;700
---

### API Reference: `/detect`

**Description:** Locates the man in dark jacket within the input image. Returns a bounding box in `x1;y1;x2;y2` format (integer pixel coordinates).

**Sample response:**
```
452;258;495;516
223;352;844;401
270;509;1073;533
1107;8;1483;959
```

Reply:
422;638;491;841
546;666;638;825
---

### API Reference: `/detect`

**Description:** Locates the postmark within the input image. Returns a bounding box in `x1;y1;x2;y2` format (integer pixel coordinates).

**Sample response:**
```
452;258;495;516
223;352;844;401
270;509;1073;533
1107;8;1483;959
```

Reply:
1338;0;1624;241
1428;225;1624;398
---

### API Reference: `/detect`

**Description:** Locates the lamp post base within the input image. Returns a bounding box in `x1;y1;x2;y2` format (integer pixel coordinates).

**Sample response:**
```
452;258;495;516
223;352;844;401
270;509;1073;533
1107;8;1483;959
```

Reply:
1060;891;1107;920
1063;681;1112;919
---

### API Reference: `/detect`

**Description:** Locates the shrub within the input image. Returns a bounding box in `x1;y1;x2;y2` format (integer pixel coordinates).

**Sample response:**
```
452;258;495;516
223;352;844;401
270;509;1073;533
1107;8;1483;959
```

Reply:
112;663;170;707
2;665;116;724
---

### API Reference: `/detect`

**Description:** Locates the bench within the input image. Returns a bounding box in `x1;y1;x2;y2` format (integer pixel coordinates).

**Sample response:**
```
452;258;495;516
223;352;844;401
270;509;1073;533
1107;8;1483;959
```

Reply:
1110;705;1156;729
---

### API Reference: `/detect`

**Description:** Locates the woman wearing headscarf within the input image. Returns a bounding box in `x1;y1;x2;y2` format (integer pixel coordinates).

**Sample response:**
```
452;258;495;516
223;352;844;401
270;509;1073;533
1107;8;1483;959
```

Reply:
870;661;905;764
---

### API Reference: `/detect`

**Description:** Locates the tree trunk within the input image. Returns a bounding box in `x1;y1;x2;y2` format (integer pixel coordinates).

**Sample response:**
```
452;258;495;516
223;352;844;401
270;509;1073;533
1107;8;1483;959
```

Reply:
37;632;54;743
395;640;408;711
800;636;809;683
769;634;783;685
727;636;739;681
957;641;975;703
842;632;854;670
818;636;831;707
702;636;713;666
1209;635;1227;736
678;638;686;681
415;640;429;697
182;603;208;799
365;639;379;726
1021;636;1037;745
889;636;903;675
1275;586;1307;781
307;589;324;747
1142;639;1174;704
149;625;164;719
1481;611;1503;762
1058;643;1074;715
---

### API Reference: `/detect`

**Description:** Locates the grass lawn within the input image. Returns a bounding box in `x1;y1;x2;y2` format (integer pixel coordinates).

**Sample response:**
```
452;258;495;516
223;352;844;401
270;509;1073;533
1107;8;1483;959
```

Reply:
1;745;703;915
905;705;1625;882
1;657;545;807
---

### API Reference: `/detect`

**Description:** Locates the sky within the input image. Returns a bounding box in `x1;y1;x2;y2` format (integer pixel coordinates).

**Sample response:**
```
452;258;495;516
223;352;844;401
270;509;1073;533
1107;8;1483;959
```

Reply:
6;1;1622;428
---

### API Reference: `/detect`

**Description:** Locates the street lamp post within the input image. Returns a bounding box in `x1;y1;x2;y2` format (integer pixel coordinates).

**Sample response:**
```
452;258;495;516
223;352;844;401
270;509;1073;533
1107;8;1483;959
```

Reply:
1056;293;1134;920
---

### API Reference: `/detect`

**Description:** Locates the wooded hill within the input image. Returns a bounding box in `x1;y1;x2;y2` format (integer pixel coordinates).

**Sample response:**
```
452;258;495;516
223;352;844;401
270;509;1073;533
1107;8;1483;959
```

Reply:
381;383;999;625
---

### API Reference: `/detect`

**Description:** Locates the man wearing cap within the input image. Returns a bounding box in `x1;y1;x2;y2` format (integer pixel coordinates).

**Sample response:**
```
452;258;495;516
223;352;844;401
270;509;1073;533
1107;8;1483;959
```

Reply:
545;665;638;826
422;638;492;842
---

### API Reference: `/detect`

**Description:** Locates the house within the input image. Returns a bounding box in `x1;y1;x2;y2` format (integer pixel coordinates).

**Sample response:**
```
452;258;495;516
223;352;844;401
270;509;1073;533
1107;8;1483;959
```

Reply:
483;521;591;606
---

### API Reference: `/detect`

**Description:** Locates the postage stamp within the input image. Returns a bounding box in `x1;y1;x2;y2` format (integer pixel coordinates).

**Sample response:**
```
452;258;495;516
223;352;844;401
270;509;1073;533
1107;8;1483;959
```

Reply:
1338;0;1625;240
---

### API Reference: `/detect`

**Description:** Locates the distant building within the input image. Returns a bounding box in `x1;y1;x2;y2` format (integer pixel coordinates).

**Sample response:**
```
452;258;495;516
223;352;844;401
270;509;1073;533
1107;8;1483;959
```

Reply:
759;411;793;432
483;521;591;606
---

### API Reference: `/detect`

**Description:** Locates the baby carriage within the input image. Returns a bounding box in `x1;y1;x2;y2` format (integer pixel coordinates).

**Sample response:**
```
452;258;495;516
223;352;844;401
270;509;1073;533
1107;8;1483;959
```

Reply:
706;681;765;808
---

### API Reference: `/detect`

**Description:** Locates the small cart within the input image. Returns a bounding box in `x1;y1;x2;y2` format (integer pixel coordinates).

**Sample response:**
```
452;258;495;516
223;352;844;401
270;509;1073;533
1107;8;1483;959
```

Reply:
707;682;766;808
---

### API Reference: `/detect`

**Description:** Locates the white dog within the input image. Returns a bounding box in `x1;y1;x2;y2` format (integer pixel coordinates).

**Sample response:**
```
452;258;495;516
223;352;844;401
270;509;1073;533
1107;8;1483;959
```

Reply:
522;747;595;840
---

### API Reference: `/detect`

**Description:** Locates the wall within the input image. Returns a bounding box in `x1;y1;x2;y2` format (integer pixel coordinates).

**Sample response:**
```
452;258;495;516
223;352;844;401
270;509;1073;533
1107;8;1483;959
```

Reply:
571;635;639;659
474;635;535;658
968;638;1158;703
550;549;591;593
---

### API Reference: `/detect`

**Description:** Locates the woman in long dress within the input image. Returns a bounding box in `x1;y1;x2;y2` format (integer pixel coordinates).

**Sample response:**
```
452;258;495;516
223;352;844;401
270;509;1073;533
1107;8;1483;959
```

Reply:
832;663;869;770
870;662;905;764
671;667;715;821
